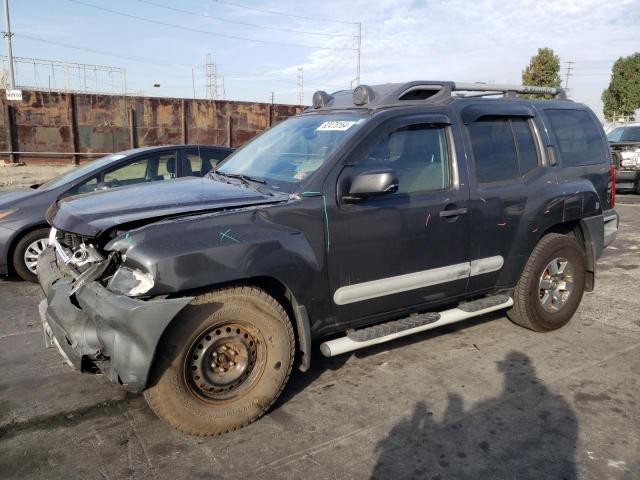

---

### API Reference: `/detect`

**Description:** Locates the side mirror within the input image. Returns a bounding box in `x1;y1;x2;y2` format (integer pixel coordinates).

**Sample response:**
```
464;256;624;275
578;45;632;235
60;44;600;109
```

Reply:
346;169;399;201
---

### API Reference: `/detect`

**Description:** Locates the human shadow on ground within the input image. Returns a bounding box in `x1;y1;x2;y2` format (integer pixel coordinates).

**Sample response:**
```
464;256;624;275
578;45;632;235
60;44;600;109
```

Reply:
371;351;578;480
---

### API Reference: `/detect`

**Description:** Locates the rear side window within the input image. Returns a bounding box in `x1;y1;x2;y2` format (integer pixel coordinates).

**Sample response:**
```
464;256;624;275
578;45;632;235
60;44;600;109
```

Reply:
545;109;608;166
467;118;540;184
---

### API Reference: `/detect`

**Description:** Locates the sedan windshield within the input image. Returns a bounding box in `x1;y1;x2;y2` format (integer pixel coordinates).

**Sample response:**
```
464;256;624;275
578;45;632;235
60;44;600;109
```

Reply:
216;113;368;192
607;126;640;143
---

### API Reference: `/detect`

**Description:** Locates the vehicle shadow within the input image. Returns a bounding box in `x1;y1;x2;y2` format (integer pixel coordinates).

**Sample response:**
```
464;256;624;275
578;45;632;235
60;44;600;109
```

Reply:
370;351;578;480
276;311;505;410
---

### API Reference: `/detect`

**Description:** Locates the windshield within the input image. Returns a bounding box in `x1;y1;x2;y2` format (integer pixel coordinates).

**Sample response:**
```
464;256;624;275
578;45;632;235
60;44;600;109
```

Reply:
216;113;368;192
39;154;127;190
607;126;640;143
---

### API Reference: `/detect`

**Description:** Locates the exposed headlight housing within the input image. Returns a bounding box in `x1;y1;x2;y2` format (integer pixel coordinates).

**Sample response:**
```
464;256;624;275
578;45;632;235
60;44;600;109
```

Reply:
107;266;155;297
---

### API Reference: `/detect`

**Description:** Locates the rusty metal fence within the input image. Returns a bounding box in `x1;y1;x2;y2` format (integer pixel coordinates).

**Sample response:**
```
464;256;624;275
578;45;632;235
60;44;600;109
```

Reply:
0;89;304;165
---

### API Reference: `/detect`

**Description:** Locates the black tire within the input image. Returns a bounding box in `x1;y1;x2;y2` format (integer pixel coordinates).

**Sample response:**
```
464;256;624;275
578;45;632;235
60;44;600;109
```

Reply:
507;233;586;332
634;181;640;195
12;228;50;283
144;286;295;436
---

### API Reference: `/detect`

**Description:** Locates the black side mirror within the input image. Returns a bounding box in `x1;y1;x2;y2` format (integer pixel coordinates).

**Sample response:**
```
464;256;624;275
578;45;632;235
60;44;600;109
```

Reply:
345;169;399;201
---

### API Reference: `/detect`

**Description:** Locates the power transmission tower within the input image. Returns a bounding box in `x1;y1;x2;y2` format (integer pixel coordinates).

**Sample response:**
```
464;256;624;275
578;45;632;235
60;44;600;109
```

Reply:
2;0;15;88
297;66;304;105
355;22;361;87
564;61;574;90
204;53;218;100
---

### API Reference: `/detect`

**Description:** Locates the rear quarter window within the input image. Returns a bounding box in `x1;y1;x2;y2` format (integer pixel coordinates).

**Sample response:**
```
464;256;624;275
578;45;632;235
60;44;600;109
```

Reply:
545;109;608;167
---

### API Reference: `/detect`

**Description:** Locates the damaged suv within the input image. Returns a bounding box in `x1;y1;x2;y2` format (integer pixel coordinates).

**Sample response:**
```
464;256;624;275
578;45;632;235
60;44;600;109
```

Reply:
38;81;618;436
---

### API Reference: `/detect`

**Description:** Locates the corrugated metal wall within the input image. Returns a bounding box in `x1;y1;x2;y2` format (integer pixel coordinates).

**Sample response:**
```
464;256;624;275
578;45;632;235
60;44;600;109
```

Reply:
0;89;304;165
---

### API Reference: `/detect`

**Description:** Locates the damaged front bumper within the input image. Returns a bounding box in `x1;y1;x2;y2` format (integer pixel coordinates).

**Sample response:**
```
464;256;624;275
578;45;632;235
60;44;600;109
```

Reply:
37;246;193;392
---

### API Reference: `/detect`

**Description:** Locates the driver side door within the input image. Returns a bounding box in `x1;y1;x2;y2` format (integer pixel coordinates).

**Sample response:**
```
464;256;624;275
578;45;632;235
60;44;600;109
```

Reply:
326;116;471;327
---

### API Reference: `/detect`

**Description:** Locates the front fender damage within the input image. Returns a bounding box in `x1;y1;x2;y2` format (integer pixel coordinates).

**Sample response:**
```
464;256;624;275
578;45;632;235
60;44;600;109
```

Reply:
38;247;193;392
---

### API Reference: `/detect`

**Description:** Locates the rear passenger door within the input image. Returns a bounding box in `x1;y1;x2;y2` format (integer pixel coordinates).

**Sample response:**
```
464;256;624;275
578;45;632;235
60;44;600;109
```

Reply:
462;106;549;294
182;148;232;177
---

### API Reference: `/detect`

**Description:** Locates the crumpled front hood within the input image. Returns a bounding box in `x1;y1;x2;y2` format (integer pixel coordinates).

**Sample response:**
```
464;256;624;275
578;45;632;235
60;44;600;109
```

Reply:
47;177;287;237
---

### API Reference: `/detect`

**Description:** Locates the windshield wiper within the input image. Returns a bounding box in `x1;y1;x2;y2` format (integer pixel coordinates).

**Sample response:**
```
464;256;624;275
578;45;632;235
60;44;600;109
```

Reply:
213;170;266;185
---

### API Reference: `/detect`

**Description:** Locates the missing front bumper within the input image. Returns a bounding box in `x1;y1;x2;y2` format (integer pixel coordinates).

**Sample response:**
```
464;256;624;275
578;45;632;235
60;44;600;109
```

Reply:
37;246;193;392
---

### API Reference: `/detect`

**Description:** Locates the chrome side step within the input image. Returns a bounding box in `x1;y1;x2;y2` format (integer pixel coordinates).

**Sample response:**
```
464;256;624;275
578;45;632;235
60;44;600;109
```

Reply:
319;296;513;357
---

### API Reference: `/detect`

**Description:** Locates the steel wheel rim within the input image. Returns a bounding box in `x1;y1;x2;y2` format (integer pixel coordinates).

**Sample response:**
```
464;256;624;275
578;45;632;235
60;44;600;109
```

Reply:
23;238;48;274
538;257;574;312
185;322;265;403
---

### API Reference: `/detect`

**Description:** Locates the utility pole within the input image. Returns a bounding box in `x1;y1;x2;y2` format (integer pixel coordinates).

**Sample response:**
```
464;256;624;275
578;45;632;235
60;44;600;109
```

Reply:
297;66;304;105
2;0;15;89
355;21;361;87
564;61;574;90
270;91;274;104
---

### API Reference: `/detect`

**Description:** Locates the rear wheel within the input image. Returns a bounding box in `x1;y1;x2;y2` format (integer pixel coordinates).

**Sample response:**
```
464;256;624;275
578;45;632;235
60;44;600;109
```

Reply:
508;233;586;332
12;228;50;283
144;286;295;436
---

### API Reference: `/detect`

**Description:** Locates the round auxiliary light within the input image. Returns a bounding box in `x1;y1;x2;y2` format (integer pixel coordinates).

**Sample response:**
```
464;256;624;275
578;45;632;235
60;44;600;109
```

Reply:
312;90;332;109
353;85;374;106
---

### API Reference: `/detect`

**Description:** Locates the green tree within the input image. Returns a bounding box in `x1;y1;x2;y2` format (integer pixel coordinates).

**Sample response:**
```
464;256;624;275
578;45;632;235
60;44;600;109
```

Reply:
602;53;640;121
521;48;562;99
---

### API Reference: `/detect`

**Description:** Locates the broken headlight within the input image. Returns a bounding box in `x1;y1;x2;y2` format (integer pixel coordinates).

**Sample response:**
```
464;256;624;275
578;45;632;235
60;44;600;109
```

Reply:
106;266;155;297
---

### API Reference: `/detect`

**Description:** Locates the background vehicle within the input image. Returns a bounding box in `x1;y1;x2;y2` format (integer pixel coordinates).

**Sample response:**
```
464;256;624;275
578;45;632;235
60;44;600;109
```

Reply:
607;122;640;194
39;81;617;436
0;144;233;282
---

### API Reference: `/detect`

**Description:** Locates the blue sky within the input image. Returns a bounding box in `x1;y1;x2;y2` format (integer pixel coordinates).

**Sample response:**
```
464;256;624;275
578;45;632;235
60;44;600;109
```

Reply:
3;0;640;117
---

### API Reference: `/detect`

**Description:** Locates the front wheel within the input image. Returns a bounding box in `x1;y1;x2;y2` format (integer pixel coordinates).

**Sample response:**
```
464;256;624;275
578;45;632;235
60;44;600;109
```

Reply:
12;228;50;283
508;233;586;332
144;286;295;436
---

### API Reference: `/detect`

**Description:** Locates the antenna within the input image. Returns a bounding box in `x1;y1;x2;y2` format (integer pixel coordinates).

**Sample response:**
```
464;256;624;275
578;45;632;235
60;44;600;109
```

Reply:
191;68;201;158
297;66;304;105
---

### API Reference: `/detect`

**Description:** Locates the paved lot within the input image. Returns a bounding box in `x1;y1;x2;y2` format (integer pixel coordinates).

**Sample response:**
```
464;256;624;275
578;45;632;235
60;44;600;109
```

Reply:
1;195;639;480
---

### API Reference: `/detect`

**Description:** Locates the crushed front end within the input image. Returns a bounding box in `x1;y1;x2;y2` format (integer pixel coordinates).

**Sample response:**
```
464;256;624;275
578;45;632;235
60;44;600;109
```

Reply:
38;229;192;392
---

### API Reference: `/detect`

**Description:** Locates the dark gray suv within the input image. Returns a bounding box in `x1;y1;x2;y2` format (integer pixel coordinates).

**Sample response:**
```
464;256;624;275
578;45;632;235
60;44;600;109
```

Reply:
38;81;618;436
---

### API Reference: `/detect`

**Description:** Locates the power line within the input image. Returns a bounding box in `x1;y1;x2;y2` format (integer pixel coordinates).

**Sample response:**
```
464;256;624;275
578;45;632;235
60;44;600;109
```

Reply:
210;0;357;25
68;0;354;51
137;0;354;38
16;33;192;68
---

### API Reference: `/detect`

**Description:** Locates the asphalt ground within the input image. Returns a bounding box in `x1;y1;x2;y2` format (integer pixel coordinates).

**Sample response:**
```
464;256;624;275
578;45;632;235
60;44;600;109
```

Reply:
0;194;639;480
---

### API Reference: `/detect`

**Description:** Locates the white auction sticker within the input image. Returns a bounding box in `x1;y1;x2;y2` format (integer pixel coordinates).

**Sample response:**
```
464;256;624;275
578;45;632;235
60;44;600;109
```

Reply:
316;121;357;131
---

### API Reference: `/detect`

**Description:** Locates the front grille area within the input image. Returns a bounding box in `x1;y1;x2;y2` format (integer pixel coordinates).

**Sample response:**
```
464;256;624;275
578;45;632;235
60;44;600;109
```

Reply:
56;231;91;251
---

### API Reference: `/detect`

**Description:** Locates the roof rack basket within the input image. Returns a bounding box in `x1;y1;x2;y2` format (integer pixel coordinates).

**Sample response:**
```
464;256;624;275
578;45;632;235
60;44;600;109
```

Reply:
451;82;567;100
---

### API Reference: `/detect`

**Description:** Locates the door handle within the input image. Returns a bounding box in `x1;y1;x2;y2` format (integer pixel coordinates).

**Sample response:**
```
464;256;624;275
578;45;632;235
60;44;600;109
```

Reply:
439;207;468;218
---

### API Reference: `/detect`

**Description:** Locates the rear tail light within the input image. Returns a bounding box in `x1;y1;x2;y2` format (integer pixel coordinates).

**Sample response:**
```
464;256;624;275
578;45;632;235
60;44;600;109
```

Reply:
610;164;616;208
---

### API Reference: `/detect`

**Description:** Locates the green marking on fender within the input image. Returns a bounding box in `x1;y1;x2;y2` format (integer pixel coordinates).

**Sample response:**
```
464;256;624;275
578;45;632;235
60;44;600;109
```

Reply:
322;195;330;253
219;228;240;243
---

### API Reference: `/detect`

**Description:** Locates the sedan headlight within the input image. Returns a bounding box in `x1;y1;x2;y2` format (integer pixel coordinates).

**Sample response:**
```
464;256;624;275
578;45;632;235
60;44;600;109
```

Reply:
107;266;155;296
0;209;18;221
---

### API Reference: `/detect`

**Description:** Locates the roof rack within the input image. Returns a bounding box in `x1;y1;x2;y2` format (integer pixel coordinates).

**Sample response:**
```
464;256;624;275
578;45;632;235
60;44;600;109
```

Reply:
309;80;568;111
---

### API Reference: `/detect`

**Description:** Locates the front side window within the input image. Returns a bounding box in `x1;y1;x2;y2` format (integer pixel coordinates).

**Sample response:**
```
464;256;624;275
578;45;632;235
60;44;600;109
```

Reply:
353;124;450;193
102;150;178;188
217;114;368;192
545;109;608;166
467;117;540;184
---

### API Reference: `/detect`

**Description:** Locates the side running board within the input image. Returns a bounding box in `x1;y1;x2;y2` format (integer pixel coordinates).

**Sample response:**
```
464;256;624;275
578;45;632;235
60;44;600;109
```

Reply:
320;295;513;357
